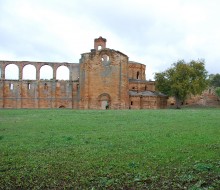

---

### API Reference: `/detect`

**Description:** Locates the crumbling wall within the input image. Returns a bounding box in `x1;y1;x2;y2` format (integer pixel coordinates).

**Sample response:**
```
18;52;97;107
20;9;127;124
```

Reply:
0;61;79;108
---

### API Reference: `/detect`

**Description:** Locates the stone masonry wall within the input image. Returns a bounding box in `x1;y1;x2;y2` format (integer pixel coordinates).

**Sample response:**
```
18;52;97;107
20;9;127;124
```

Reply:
79;48;129;109
0;61;79;108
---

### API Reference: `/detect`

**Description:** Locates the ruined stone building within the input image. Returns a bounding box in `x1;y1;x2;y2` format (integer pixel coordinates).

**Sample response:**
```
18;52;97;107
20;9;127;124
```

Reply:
0;37;167;109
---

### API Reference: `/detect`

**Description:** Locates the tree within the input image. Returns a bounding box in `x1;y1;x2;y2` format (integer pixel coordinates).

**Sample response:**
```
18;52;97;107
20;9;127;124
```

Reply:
210;74;220;100
155;59;208;109
210;74;220;87
215;87;220;99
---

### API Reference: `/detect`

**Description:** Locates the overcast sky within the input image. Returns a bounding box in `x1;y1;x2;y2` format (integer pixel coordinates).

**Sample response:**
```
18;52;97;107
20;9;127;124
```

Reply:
0;0;220;80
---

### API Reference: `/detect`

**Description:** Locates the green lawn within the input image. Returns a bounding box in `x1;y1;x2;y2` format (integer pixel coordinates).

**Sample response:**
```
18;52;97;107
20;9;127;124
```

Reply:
0;109;220;189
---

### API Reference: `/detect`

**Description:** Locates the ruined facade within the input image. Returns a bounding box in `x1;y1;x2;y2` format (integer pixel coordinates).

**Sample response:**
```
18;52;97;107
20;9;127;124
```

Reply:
0;37;167;109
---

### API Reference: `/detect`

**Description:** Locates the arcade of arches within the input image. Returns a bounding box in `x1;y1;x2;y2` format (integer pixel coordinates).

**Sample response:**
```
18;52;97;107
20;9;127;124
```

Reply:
0;37;167;109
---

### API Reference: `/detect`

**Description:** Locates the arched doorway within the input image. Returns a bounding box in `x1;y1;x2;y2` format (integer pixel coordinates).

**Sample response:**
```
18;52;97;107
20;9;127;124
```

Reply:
98;93;111;110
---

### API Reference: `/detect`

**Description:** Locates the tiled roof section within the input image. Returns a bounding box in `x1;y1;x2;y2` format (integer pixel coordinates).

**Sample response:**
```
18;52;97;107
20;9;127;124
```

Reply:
129;90;167;97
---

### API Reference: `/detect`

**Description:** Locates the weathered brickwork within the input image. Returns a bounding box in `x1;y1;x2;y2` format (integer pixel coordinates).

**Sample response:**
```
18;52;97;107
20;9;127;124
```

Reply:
0;37;167;109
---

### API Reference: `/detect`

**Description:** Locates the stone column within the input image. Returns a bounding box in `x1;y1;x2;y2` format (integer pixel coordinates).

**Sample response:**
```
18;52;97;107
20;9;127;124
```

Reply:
19;64;23;80
53;66;56;80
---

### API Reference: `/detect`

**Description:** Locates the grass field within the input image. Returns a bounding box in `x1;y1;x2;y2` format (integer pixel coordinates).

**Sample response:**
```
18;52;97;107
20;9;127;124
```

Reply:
0;108;220;189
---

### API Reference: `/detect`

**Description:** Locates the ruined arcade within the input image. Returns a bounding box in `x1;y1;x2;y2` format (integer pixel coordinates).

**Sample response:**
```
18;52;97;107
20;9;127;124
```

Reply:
0;37;167;109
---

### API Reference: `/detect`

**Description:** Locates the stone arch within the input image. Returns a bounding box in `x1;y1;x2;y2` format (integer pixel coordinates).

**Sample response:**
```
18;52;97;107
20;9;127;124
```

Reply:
23;64;36;80
56;65;69;80
40;65;53;80
5;64;19;80
98;93;111;109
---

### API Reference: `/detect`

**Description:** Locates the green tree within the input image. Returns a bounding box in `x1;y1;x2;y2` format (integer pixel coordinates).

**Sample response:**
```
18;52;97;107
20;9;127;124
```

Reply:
210;74;220;87
215;87;220;99
155;59;208;109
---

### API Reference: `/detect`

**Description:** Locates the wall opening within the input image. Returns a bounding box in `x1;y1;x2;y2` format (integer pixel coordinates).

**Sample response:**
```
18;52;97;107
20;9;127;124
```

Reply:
9;83;14;90
40;65;53;80
101;55;110;66
56;66;69;80
145;85;147;91
5;64;19;80
44;83;48;90
98;93;111;110
28;83;31;90
98;45;102;50
23;64;36;80
137;71;140;79
131;101;133;105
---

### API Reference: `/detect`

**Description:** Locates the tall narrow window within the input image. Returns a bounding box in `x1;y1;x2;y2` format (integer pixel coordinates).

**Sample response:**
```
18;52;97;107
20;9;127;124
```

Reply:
28;83;31;90
9;83;13;90
145;85;147;91
131;101;133;105
137;71;140;79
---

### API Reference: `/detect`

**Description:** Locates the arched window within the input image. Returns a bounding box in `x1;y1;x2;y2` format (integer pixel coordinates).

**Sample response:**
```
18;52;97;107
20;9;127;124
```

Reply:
101;55;110;66
23;64;36;80
5;64;19;80
40;65;53;80
56;66;69;80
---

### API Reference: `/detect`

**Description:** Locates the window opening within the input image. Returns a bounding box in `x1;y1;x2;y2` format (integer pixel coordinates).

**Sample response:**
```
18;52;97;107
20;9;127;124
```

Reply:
9;83;14;90
28;83;31;90
102;55;110;66
137;71;140;79
98;45;102;50
131;101;133;105
44;83;48;90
